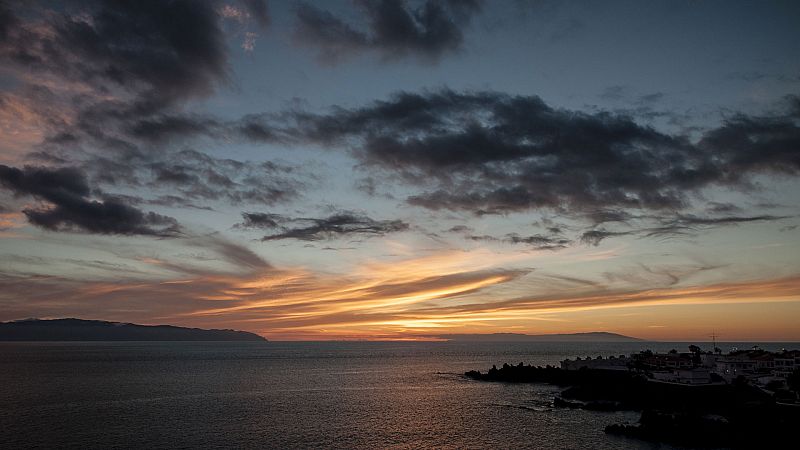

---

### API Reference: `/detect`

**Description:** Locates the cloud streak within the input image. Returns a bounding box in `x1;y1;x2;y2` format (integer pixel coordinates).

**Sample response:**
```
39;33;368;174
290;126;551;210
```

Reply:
236;210;410;241
578;213;790;245
3;249;798;340
468;232;571;250
0;249;529;338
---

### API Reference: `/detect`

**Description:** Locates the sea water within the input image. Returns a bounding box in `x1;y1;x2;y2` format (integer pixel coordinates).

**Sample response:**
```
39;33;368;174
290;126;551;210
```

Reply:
1;341;788;449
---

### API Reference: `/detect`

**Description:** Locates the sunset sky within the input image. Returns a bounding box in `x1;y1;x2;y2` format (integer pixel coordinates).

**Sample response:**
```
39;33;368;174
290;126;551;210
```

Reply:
1;0;799;341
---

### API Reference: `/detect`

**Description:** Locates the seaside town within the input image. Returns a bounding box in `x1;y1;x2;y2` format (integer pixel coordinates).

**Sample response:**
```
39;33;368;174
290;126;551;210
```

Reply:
560;346;800;400
467;345;800;447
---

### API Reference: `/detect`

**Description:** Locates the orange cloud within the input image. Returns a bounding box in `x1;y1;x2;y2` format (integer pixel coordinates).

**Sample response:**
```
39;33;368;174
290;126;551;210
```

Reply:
2;247;799;340
0;212;25;230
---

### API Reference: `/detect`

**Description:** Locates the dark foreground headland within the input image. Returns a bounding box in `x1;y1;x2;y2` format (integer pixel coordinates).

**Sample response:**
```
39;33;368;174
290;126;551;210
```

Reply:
466;346;800;448
0;318;267;341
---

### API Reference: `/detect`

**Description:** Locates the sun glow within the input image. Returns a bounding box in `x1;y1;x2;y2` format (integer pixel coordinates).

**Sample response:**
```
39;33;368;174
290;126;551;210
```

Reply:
118;250;800;340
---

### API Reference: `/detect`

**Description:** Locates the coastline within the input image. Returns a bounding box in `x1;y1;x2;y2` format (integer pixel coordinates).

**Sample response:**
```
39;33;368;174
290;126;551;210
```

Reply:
465;347;800;448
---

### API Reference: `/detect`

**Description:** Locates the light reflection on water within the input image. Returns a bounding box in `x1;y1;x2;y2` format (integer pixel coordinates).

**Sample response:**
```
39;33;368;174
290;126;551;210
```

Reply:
2;341;781;449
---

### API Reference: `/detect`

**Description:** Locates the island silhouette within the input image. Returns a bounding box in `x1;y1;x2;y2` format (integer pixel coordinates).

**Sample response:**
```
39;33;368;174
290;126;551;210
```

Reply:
0;318;266;341
437;331;641;342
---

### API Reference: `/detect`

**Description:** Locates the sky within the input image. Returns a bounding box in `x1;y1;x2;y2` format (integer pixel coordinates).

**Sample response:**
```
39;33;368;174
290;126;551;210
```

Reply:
1;0;799;341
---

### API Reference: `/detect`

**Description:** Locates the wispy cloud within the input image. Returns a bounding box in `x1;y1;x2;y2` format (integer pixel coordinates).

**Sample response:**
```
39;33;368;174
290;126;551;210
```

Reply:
235;210;410;241
3;243;798;340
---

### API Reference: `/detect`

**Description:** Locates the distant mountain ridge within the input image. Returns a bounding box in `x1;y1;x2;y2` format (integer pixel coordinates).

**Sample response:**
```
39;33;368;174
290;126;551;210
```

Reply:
0;318;267;341
437;332;641;342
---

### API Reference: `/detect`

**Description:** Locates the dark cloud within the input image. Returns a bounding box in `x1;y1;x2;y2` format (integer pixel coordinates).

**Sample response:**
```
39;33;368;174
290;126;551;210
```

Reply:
238;117;283;142
612;214;791;243
638;225;694;240
466;234;497;242
666;214;789;227
584;209;635;225
0;165;180;237
637;92;665;105
580;229;633;246
246;211;409;241
0;1;294;214
4;0;797;227
446;224;472;233
0;0;255;134
705;202;741;214
0;1;230;111
128;115;222;143
153;165;199;185
583;214;790;245
450;210;790;248
145;195;214;211
532;217;570;235
468;232;571;250
276;90;696;213
94;150;306;208
354;176;395;199
252;89;800;217
505;233;571;249
293;0;481;64
28;134;307;212
697;95;800;175
236;212;284;229
293;3;369;63
0;1;16;43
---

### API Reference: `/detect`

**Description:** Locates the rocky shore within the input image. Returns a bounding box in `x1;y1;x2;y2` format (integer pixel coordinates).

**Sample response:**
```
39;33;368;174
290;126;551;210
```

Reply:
466;363;800;448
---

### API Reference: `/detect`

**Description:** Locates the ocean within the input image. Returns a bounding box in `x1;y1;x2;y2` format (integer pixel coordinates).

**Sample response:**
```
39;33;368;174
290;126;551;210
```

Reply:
0;341;790;449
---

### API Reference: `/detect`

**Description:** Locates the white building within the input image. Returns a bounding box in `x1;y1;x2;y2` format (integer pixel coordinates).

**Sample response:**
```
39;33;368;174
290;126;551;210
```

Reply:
651;368;711;384
560;355;629;371
773;350;800;378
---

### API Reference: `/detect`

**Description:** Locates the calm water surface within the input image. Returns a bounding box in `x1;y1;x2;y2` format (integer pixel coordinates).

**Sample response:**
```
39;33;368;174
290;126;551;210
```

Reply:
2;341;786;449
